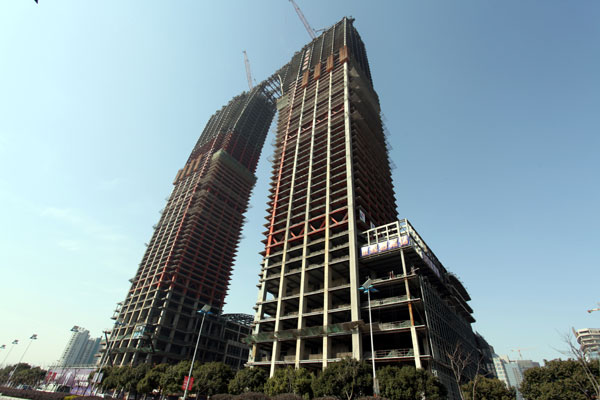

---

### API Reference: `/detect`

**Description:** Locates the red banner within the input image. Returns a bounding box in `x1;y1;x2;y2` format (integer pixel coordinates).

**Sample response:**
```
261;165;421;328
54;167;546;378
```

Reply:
182;376;194;391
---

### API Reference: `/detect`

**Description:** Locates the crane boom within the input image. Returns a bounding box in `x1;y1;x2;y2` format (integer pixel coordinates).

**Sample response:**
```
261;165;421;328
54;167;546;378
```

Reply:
288;0;316;40
243;50;253;90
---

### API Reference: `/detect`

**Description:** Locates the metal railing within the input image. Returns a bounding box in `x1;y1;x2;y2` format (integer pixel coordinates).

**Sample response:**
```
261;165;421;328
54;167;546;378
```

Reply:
364;348;414;359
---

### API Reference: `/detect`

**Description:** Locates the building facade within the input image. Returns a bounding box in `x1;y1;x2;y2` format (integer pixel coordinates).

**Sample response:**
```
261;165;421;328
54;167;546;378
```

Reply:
57;327;101;367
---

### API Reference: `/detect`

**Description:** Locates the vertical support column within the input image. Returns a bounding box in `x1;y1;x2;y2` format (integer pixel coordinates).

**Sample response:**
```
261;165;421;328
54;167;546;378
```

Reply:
343;61;362;360
400;249;422;368
296;79;320;367
271;82;309;376
322;67;334;369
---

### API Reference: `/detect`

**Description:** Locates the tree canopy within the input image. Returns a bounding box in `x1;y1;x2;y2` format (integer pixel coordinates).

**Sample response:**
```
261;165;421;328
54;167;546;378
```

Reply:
137;363;170;395
229;367;267;394
264;366;313;399
520;359;599;400
312;359;372;400
159;361;191;395
377;365;446;400
193;362;234;396
461;375;515;400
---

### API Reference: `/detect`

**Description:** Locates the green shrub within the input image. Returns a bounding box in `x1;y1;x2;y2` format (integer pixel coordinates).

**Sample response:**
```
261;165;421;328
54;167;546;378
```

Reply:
212;394;234;400
236;392;270;400
272;394;303;400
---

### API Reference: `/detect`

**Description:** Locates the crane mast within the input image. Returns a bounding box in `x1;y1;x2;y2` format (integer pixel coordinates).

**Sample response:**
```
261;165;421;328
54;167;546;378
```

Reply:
288;0;316;40
243;50;253;90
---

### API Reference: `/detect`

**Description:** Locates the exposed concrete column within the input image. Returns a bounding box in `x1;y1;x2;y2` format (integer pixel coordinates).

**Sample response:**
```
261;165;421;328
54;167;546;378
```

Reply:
400;248;422;368
271;78;309;375
343;61;362;361
322;68;335;369
296;78;321;367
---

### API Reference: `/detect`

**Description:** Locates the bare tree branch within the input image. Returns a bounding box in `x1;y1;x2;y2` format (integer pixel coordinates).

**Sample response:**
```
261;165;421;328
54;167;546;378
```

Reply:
561;330;600;399
446;342;473;400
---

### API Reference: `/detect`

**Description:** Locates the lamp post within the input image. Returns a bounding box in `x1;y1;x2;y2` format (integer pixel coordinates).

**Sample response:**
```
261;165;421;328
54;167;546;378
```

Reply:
0;344;7;366
1;340;18;368
182;304;212;400
359;278;379;396
92;321;124;395
8;335;37;387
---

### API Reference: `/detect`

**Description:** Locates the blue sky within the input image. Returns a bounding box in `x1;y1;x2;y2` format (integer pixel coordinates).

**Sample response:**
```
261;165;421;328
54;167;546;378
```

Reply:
1;1;599;367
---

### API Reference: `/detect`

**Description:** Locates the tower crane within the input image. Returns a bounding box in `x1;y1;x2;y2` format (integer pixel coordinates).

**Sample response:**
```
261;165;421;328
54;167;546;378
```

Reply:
510;348;533;360
288;0;317;40
243;50;254;90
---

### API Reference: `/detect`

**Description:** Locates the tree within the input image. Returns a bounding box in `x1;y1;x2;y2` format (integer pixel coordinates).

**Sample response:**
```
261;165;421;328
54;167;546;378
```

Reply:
312;359;372;400
563;330;600;399
377;365;446;400
461;376;515;400
264;367;314;398
446;343;478;400
228;368;267;394
0;365;13;384
12;366;47;387
160;361;191;395
101;365;137;397
121;363;151;398
137;363;170;395
192;362;234;396
520;359;598;400
0;364;30;385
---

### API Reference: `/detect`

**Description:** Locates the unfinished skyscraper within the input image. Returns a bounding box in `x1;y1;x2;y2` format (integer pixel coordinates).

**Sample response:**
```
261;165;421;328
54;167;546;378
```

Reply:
106;15;484;399
107;88;278;366
246;18;481;400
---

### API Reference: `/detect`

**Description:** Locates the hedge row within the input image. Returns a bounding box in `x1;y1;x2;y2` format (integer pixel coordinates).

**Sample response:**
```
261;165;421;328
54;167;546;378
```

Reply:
211;393;385;400
0;387;108;400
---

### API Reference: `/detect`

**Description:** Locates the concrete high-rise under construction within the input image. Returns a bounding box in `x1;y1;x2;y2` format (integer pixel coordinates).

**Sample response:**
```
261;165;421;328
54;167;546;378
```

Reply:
107;88;278;366
246;18;484;399
106;16;486;399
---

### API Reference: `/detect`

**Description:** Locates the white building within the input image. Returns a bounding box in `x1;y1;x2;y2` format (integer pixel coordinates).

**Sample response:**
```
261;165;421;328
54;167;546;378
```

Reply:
57;326;101;367
575;328;600;360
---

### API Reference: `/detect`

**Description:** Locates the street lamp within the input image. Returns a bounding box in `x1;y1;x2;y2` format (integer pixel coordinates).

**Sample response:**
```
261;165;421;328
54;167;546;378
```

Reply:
92;321;124;395
359;278;380;396
0;345;7;365
1;340;19;369
8;335;37;387
182;304;212;400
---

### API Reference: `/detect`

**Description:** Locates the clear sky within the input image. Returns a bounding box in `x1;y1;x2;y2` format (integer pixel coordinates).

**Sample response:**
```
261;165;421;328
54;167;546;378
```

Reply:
1;1;599;368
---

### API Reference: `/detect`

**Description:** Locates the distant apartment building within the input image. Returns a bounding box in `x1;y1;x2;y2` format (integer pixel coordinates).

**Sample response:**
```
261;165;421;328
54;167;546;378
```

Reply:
493;355;539;400
57;326;102;367
575;328;600;360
